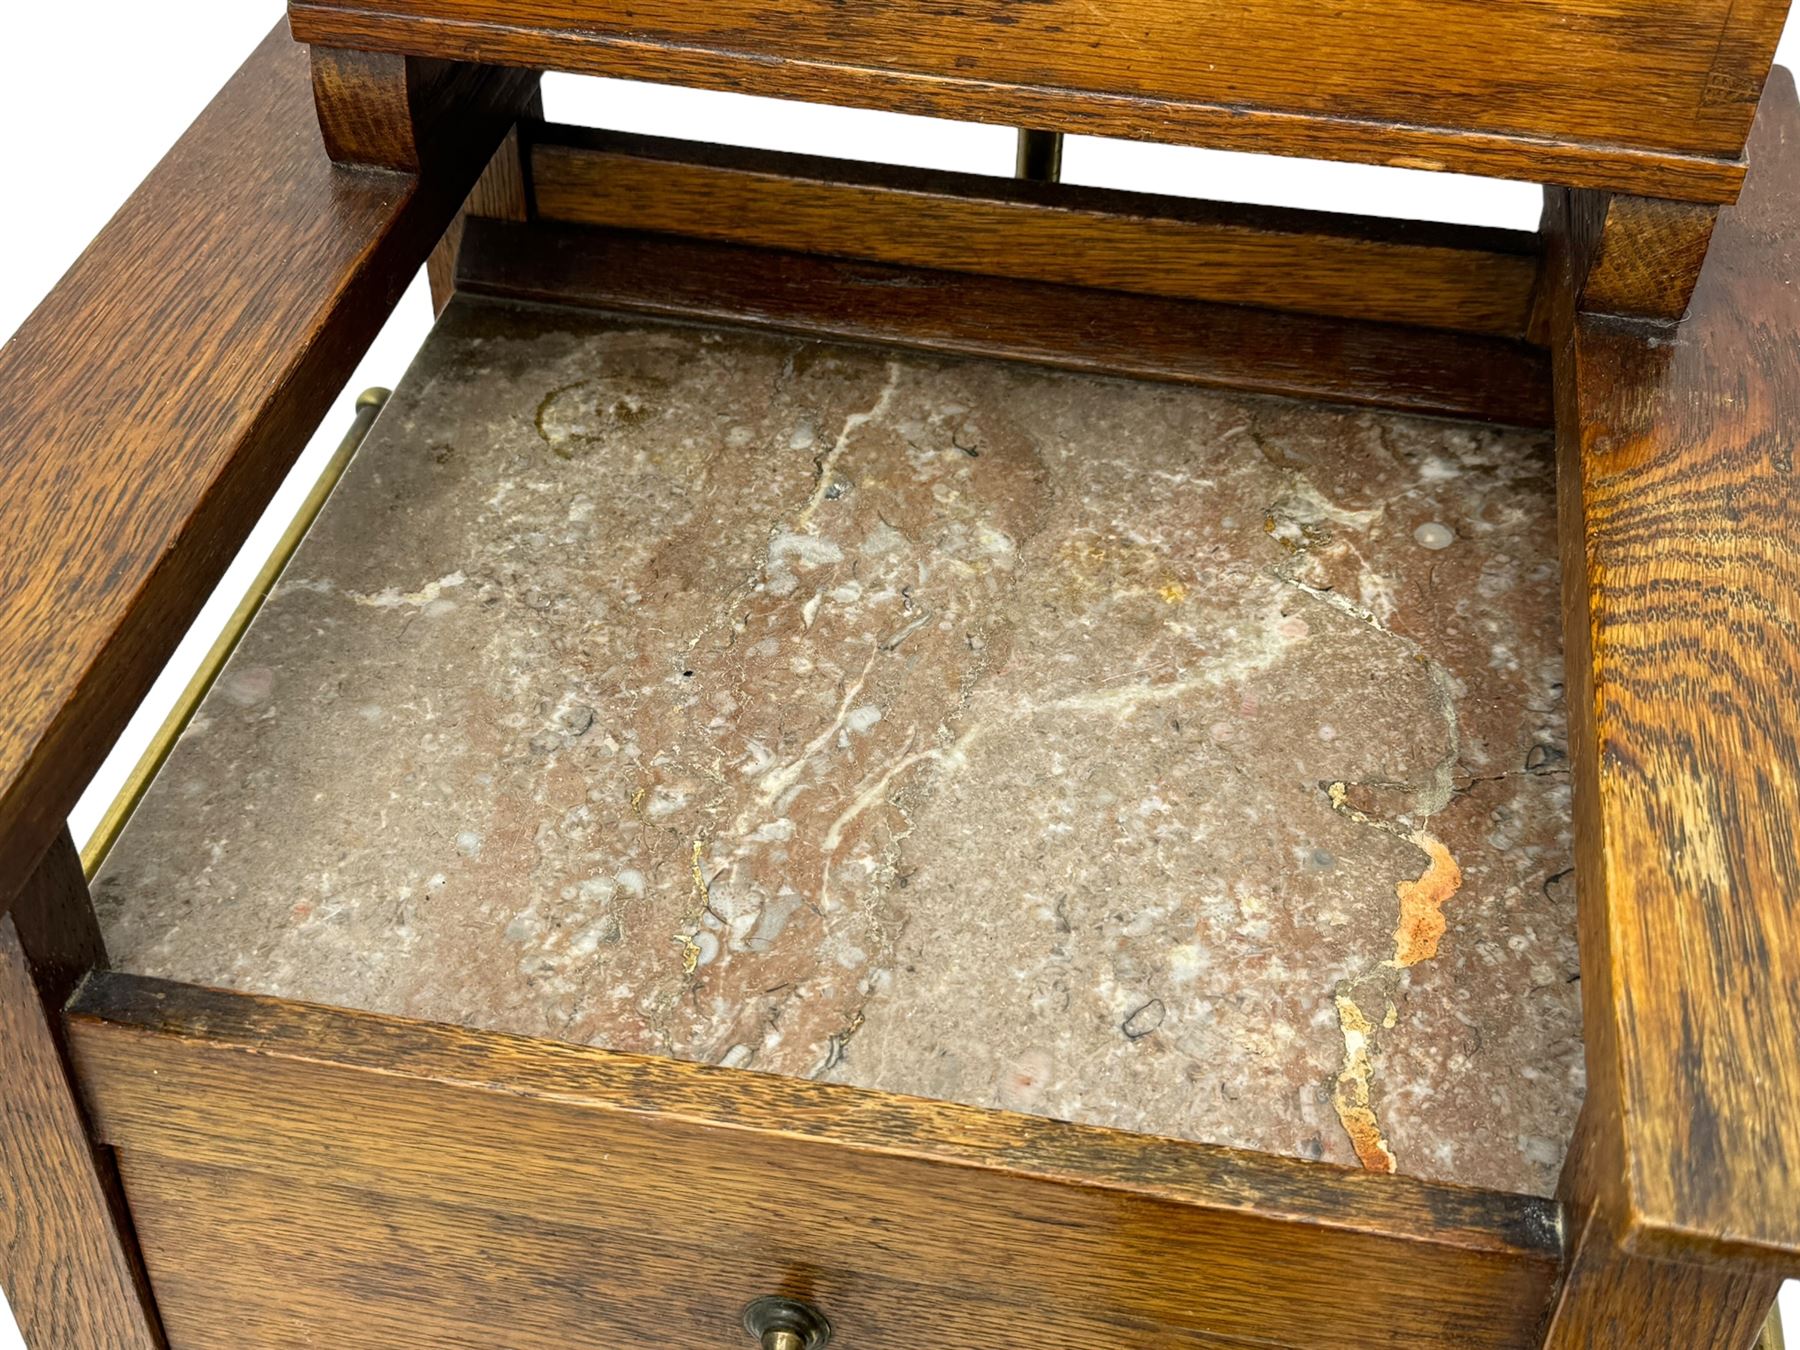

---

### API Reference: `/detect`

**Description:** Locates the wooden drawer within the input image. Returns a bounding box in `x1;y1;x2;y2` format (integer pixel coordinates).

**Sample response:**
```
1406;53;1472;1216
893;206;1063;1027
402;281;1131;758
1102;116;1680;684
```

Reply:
68;976;1562;1349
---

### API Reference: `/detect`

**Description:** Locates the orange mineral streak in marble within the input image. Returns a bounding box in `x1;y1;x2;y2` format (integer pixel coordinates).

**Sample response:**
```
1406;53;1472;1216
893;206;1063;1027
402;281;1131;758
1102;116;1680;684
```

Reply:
1391;830;1463;968
1332;994;1398;1174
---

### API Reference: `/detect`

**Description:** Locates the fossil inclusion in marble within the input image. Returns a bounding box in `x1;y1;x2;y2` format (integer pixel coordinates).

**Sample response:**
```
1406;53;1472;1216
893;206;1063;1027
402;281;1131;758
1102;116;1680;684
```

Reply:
94;297;1581;1197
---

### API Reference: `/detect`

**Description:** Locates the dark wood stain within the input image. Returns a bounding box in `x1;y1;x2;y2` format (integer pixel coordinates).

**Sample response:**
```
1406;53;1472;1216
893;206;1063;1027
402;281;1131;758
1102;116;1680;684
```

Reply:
1566;191;1720;322
1551;66;1800;1287
1543;1111;1781;1347
525;124;1543;338
457;217;1553;427
1;835;161;1347
428;113;541;313
0;3;1794;1341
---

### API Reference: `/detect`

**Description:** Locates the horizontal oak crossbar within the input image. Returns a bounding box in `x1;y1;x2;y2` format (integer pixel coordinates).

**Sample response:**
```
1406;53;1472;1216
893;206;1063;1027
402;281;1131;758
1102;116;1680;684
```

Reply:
528;127;1542;338
456;216;1553;427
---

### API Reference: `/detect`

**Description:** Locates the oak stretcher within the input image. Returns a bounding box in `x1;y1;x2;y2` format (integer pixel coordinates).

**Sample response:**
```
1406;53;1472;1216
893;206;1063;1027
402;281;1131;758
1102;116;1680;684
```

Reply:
1;4;1797;1347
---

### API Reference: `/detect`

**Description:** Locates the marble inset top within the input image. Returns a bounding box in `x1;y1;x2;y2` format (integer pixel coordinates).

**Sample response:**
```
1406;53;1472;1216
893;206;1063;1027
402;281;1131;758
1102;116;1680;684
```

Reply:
95;297;1580;1196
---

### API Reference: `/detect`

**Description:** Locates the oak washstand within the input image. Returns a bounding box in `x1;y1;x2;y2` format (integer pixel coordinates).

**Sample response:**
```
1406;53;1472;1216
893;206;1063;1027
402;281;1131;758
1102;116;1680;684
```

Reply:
2;2;1798;1345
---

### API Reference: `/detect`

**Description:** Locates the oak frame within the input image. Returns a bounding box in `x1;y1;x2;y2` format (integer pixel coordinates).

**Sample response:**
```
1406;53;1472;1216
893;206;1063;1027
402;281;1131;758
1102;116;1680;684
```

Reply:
0;16;1796;1349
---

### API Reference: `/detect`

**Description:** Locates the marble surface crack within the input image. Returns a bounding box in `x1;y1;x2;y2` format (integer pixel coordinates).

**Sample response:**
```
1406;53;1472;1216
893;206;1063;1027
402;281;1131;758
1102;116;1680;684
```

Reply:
792;359;902;534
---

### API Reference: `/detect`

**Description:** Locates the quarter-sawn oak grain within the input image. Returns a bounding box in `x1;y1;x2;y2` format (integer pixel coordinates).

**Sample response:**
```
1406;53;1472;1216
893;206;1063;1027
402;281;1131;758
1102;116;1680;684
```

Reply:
527;128;1541;337
457;217;1553;427
1554;66;1800;1273
310;45;539;172
1567;192;1720;323
1;834;161;1348
1543;1110;1780;1348
66;974;1563;1349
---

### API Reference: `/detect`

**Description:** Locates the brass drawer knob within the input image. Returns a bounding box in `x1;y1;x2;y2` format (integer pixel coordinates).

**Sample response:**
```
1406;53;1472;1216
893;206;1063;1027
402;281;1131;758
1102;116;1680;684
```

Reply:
742;1295;831;1350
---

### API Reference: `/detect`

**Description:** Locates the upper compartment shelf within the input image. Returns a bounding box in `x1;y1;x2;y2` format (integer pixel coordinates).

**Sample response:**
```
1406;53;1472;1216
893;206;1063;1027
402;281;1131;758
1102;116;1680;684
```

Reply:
92;295;1580;1200
286;0;1792;200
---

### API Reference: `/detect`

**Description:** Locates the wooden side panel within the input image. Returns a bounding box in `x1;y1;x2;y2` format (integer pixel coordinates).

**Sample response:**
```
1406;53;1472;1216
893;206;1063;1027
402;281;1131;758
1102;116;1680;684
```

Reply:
0;25;532;911
1551;67;1800;1272
526;129;1540;337
286;0;1789;200
67;974;1563;1349
1;836;160;1348
456;218;1553;428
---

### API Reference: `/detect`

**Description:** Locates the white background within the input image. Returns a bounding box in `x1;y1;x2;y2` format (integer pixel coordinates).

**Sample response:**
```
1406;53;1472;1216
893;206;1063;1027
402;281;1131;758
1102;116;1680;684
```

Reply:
1;1;1796;1343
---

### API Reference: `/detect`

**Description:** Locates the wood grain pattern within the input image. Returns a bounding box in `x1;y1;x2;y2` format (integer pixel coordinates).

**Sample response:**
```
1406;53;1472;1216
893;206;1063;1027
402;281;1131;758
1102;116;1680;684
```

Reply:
66;973;1563;1349
527;128;1541;337
1568;192;1720;323
1;835;161;1348
0;24;530;914
285;0;1787;201
1552;66;1800;1273
458;217;1552;428
312;46;539;173
1545;1214;1779;1348
310;47;433;170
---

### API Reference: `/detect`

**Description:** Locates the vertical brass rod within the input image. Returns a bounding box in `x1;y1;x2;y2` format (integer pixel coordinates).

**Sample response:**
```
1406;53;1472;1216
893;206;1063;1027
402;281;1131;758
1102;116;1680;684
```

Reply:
80;388;392;879
1015;128;1064;182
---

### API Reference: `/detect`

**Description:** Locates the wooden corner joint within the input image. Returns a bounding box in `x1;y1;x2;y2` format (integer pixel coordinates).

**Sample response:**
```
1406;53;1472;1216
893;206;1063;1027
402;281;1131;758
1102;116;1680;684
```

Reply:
309;45;541;310
1544;1111;1787;1349
1543;68;1800;1346
1566;189;1720;323
310;45;541;175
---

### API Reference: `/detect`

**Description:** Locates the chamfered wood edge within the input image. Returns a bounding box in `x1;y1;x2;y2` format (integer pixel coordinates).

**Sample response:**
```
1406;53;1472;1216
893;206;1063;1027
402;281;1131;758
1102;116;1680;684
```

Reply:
284;4;1750;203
1550;65;1800;1275
1542;1107;1782;1347
0;25;534;916
523;123;1542;338
453;217;1554;429
65;970;1565;1265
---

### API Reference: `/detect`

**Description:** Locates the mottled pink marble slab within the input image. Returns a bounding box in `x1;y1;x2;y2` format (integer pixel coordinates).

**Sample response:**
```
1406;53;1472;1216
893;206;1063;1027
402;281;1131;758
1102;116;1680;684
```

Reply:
95;298;1580;1196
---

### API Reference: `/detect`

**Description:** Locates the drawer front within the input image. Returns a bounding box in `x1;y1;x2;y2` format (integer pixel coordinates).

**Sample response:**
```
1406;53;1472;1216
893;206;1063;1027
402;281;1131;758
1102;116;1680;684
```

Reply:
68;974;1561;1349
